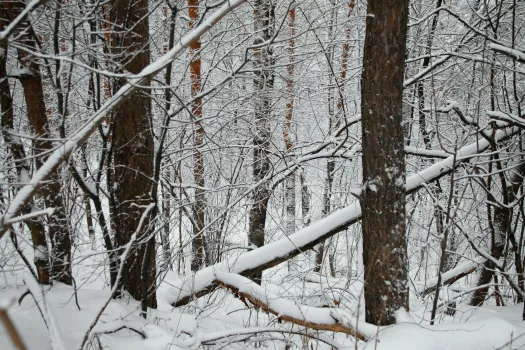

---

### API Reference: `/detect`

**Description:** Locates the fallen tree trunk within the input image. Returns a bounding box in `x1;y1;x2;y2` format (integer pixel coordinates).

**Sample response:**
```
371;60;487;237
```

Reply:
213;272;375;340
164;127;519;307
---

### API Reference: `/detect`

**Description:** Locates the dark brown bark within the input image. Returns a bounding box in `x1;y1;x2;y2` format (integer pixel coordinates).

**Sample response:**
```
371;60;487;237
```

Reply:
0;7;50;284
84;194;96;250
471;163;524;306
188;0;208;272
360;0;409;325
248;0;274;284
2;2;72;285
109;0;156;308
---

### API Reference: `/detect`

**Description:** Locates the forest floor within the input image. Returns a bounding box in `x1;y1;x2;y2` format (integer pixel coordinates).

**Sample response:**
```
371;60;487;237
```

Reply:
0;253;524;349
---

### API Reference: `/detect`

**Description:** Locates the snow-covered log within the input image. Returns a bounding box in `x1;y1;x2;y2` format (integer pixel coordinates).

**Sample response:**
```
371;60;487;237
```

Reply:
165;127;519;307
414;258;484;296
213;272;376;340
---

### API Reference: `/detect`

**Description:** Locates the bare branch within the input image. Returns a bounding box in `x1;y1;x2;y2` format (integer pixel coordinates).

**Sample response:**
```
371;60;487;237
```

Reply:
0;0;248;240
165;127;519;307
0;0;45;42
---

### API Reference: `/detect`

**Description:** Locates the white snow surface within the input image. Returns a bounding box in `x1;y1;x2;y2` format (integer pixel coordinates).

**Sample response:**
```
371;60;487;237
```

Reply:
362;306;525;349
2;272;525;349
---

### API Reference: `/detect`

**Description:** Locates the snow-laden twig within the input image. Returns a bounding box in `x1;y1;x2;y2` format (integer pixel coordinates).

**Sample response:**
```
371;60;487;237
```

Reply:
23;274;67;350
487;111;525;129
1;208;55;226
77;203;155;350
201;326;347;348
0;0;247;240
91;320;146;339
414;258;485;296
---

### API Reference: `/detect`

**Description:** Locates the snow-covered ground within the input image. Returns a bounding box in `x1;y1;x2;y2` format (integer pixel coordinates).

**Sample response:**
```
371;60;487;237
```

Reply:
1;254;524;350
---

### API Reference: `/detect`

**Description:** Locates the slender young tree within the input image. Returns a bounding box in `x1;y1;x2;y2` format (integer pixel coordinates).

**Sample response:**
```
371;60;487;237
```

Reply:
315;0;337;274
188;0;208;272
315;0;355;274
248;0;275;284
283;5;296;259
360;0;410;325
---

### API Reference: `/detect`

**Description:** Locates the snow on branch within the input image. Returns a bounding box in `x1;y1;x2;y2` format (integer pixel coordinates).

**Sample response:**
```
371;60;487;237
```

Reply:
1;208;55;226
0;0;247;240
24;273;67;350
487;111;525;129
489;43;525;64
164;127;519;308
0;0;45;42
213;272;376;340
414;258;484;296
405;146;450;159
435;100;475;125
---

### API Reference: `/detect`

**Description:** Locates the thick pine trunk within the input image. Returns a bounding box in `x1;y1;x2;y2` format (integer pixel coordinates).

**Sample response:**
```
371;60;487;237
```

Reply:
109;0;156;309
360;0;409;325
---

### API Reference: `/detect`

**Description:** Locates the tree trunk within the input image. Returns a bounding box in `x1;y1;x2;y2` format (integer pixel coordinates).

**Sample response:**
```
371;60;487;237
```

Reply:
360;0;409;325
471;163;524;306
84;189;96;251
315;0;337;273
248;0;274;284
188;0;208;272
0;7;50;284
2;2;72;285
109;0;156;309
283;6;296;272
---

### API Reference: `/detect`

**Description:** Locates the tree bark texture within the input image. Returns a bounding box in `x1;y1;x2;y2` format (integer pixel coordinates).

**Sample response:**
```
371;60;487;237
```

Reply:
188;0;208;272
248;0;274;284
283;7;296;273
471;163;524;306
2;2;72;285
360;0;409;326
0;6;51;284
109;0;156;308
